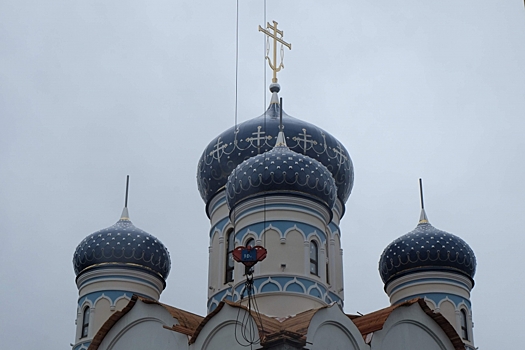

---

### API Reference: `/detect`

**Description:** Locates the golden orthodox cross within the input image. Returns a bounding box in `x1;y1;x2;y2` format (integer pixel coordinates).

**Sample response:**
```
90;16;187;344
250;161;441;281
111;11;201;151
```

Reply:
258;21;292;83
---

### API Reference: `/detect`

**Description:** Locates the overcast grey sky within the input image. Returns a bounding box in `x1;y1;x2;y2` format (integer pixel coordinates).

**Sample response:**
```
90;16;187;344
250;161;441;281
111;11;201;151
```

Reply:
1;1;524;349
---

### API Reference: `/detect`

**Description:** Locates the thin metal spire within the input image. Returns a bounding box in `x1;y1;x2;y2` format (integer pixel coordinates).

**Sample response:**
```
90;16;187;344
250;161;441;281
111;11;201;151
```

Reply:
275;97;287;147
125;175;130;208
121;175;130;220
279;97;283;130
418;178;429;224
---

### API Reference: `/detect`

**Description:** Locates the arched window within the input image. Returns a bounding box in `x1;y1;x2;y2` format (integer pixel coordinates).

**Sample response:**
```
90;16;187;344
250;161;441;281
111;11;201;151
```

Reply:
225;230;235;283
245;238;255;248
460;309;469;340
81;306;90;338
310;241;318;276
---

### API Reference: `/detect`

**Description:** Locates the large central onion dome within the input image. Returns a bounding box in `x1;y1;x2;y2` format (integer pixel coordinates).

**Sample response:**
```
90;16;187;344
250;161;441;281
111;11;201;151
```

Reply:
197;92;353;212
379;214;476;285
73;209;171;281
226;136;337;211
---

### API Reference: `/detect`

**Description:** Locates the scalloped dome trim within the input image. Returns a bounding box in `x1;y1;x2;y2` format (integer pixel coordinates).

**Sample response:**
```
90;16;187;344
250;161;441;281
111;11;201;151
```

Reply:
379;223;476;284
73;219;171;280
226;146;337;210
197;104;353;206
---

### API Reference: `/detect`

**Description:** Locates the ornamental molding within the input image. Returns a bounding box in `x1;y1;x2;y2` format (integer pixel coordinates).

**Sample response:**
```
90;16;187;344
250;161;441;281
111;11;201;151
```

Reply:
231;195;331;225
197;108;354;207
386;270;473;296
206;274;342;313
76;267;165;295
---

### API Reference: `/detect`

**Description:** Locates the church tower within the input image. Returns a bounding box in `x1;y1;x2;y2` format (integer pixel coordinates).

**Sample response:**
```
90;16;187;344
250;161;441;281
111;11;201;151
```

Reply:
197;81;354;316
197;22;354;318
71;181;171;350
378;182;477;350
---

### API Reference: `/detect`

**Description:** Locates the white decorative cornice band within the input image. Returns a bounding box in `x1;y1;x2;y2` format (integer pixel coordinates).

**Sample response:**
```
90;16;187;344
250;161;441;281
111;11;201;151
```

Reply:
76;266;165;295
206;275;342;313
231;195;332;225
385;270;473;296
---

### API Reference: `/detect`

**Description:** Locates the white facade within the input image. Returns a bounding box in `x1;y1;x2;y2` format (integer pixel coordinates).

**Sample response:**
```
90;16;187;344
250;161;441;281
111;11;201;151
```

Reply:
73;266;165;350
91;297;462;350
206;192;345;317
385;270;475;349
72;64;475;350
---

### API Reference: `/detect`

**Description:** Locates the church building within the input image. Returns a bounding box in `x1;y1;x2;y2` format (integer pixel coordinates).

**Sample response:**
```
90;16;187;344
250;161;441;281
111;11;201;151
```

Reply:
71;21;477;350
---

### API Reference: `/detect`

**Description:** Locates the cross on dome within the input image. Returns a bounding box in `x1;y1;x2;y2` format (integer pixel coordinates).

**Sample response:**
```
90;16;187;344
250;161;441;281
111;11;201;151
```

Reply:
259;20;292;84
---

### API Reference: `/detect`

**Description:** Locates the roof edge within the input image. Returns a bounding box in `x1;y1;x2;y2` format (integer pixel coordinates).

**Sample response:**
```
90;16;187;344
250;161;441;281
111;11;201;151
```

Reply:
88;295;139;350
416;299;465;350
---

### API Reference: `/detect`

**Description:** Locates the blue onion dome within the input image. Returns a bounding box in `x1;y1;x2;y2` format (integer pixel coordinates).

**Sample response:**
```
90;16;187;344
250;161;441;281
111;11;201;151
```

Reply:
197;90;353;211
73;208;171;281
225;131;337;211
378;211;476;285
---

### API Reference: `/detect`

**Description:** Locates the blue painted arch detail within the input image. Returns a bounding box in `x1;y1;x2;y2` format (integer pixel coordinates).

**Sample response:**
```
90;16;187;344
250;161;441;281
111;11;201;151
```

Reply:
78;290;148;308
328;222;340;236
261;282;280;293
234;220;327;244
209;217;230;238
73;341;91;350
309;287;322;298
396;292;471;309
207;275;342;313
209;213;342;241
285;282;305;293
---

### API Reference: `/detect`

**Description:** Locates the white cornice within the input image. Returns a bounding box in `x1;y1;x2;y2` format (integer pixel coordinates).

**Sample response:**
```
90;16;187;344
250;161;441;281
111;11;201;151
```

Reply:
386;270;473;296
232;195;331;227
76;267;165;297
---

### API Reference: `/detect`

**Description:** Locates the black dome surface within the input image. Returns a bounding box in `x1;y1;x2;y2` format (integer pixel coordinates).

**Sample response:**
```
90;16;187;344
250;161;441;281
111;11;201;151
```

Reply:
226;144;337;210
379;222;476;285
197;102;353;208
73;218;171;280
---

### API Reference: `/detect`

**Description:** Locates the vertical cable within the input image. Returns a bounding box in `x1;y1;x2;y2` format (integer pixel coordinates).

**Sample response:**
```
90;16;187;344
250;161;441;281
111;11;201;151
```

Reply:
232;0;240;289
262;0;267;250
263;0;267;113
233;0;239;247
234;0;240;130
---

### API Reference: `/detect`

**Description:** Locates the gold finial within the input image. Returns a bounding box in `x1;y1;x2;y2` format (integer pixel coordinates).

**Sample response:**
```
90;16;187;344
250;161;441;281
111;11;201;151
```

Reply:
258;21;292;84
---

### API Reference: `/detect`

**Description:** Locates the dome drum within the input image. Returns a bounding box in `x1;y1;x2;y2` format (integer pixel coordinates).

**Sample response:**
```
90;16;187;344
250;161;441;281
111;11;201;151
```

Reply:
75;265;167;299
228;194;334;230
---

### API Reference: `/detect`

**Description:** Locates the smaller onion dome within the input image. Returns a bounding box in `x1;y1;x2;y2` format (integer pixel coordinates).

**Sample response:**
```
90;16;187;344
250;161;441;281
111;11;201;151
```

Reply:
73;208;171;280
378;209;476;285
226;130;337;211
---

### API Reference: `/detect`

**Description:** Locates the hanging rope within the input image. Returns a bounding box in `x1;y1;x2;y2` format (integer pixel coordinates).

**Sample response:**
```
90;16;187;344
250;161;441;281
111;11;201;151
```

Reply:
232;3;269;347
234;268;266;347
